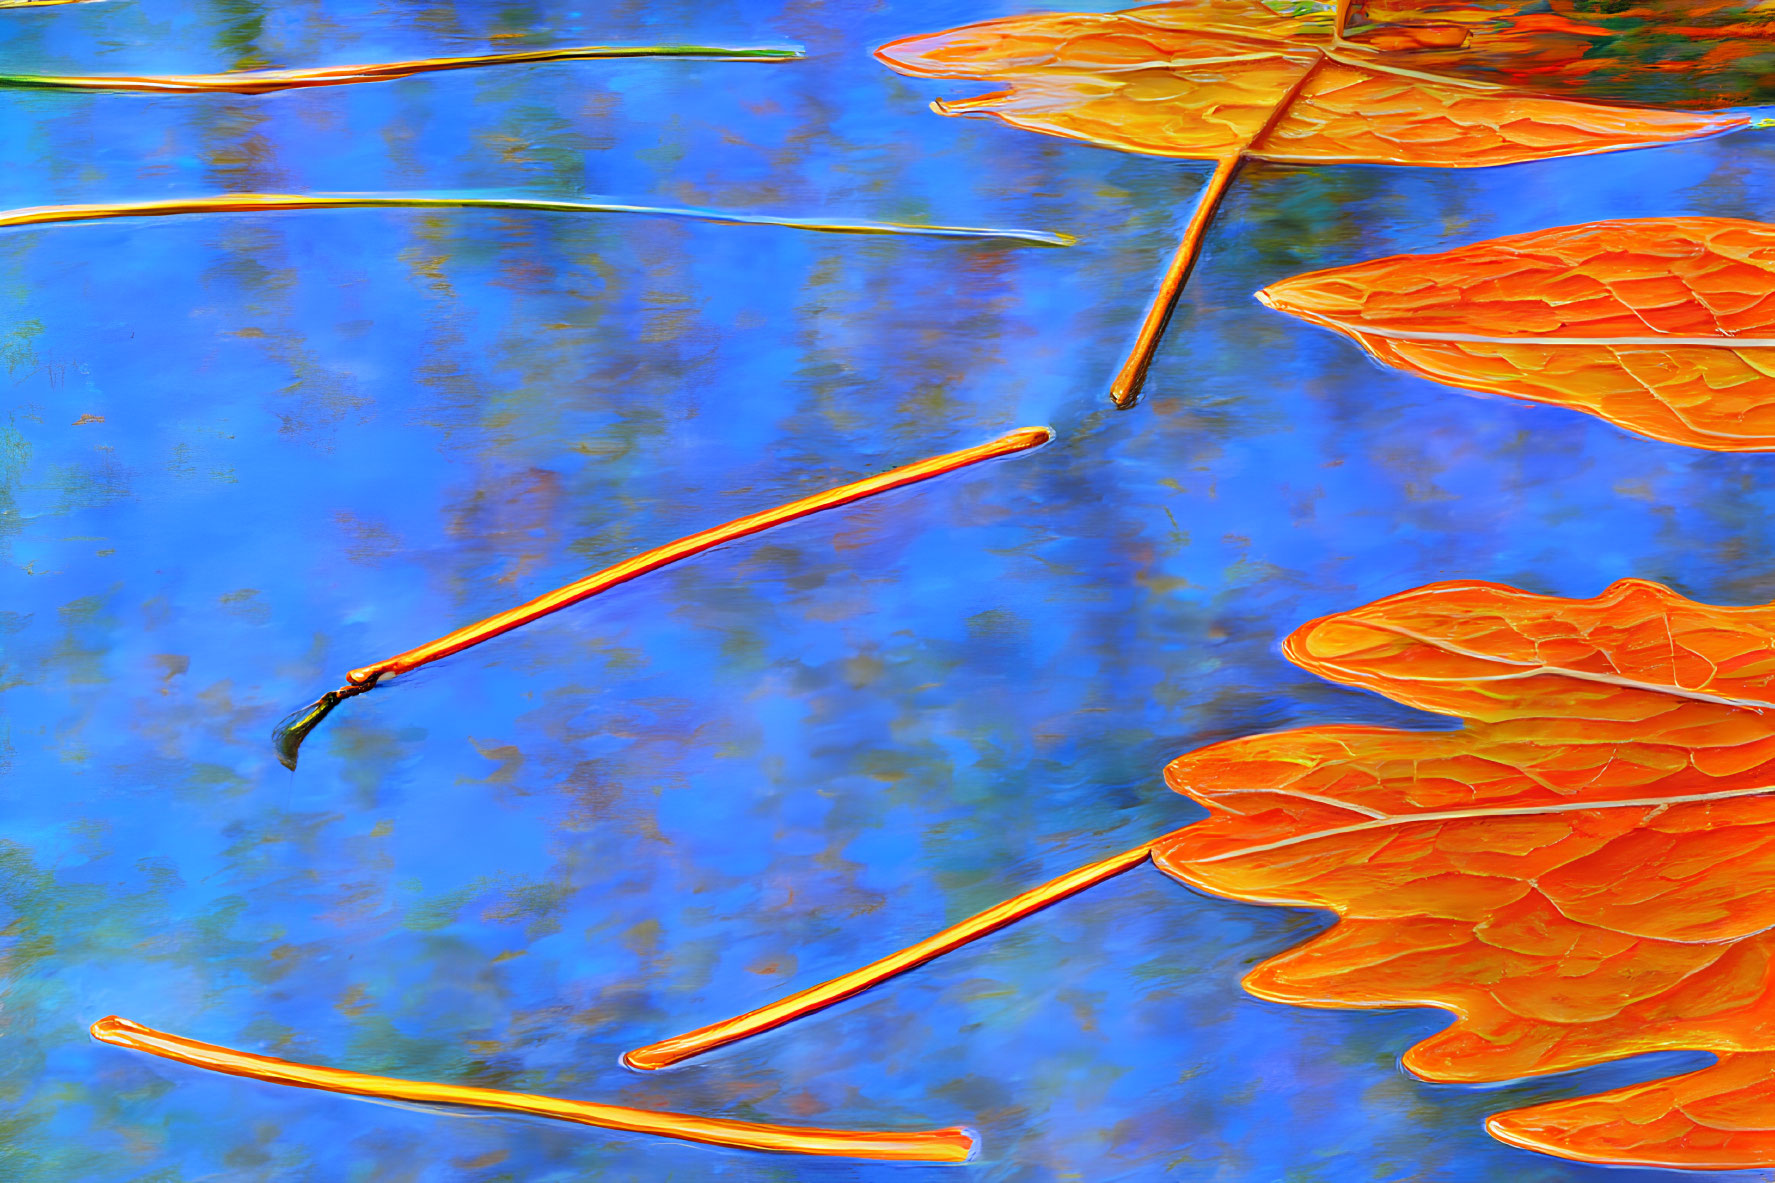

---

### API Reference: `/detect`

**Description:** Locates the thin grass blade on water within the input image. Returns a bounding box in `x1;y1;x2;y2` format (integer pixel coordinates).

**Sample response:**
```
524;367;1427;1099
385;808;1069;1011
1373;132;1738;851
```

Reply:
0;193;1074;247
275;427;1054;769
89;1017;974;1162
0;44;803;95
1257;217;1775;450
875;0;1748;407
632;577;1775;1169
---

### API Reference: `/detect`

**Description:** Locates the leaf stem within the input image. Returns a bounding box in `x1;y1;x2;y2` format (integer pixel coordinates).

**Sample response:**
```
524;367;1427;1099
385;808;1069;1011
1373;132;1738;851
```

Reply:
91;1016;975;1162
623;843;1152;1071
0;193;1074;247
1110;53;1331;408
348;427;1051;685
0;45;803;94
1108;155;1243;409
275;427;1054;768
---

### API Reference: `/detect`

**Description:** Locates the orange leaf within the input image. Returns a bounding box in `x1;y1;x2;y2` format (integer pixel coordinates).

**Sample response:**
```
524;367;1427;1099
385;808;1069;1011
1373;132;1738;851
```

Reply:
1351;1;1775;107
877;1;1749;409
875;1;1746;166
1155;577;1775;1169
1257;217;1775;450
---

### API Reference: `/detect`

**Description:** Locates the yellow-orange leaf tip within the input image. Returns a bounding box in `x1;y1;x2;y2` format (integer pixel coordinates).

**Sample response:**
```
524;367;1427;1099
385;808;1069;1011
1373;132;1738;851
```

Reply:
1257;217;1775;451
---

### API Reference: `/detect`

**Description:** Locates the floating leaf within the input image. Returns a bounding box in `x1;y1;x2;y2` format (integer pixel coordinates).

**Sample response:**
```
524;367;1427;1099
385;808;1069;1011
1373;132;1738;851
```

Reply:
0;44;803;94
878;2;1743;166
876;1;1749;406
633;576;1775;1169
1155;577;1775;1169
1257;217;1775;450
1349;0;1775;108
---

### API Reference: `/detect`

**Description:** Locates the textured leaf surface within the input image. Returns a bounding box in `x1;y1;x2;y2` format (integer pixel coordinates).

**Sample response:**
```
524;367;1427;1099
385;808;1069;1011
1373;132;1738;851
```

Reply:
875;1;1745;166
1257;217;1775;451
1154;578;1775;1169
1351;0;1775;107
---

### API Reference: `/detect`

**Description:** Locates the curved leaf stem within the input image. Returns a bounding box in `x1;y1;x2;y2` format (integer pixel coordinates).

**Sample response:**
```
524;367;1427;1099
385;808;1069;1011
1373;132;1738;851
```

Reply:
91;1016;975;1162
623;843;1153;1071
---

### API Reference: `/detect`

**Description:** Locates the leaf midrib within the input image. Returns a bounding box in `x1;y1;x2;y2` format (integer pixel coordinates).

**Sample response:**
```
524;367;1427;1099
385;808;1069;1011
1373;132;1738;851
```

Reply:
1293;313;1775;349
1320;619;1775;712
1188;779;1775;864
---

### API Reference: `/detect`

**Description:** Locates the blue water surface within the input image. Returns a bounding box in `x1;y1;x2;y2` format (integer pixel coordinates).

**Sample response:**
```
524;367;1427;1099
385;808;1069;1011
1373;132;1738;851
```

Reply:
3;1;1775;1180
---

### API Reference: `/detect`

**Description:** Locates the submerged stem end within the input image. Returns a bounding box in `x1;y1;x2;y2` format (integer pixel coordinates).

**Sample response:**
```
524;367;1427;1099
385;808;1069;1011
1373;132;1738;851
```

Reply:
271;689;347;770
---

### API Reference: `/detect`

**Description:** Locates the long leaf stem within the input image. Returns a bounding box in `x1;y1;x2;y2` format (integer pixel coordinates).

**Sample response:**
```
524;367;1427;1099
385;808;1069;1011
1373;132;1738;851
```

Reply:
1108;155;1242;408
623;843;1153;1071
275;426;1054;768
1110;55;1331;408
349;426;1052;686
91;1016;974;1162
0;45;802;94
0;193;1074;247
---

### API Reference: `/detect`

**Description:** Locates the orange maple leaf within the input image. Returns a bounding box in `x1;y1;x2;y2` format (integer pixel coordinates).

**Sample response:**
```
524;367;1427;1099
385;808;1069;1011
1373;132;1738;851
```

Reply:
1157;577;1775;1168
1257;217;1775;451
875;0;1749;407
631;577;1775;1169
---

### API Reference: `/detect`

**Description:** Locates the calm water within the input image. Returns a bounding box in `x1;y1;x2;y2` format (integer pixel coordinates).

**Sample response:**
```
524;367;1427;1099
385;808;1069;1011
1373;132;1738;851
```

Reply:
3;2;1775;1180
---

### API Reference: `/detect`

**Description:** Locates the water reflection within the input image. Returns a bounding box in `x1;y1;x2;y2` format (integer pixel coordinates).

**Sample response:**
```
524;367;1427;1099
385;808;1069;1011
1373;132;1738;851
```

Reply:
3;0;1775;1180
